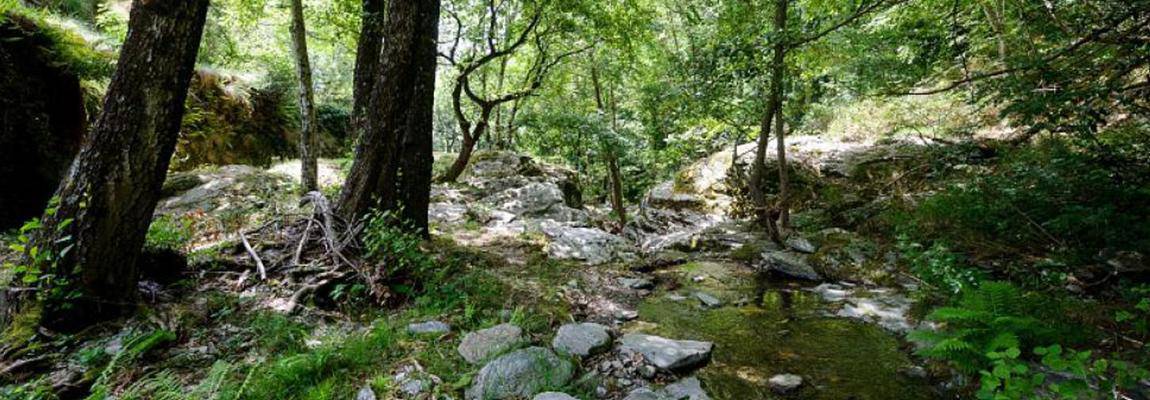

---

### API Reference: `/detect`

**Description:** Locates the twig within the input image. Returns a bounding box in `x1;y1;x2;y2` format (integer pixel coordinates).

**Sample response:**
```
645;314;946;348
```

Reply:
240;233;267;280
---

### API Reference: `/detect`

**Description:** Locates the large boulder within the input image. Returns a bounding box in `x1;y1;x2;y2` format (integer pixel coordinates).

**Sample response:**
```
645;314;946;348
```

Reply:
759;251;822;281
458;324;527;364
466;347;575;400
619;333;713;371
541;223;636;265
0;15;91;229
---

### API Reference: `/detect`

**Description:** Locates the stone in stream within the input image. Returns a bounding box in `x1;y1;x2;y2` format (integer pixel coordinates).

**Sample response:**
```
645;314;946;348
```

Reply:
552;323;612;358
406;320;450;335
458;324;527;364
619;277;655;290
619;333;713;371
768;374;804;394
694;292;723;308
760;251;822;281
466;347;575;400
534;393;579;400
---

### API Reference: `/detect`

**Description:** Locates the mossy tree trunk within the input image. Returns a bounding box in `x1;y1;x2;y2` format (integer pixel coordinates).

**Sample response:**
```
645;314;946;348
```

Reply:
22;0;210;332
337;0;439;236
290;0;319;193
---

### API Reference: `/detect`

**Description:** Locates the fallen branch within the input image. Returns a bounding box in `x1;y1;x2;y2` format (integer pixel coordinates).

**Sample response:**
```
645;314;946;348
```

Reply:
239;233;267;280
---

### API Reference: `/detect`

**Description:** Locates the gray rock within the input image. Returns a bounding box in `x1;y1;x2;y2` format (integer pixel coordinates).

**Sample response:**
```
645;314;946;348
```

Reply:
664;377;711;400
355;386;377;400
760;251;821;281
666;293;689;302
458;324;527;364
619;333;713;371
534;392;579;400
694;292;723;308
623;388;664;400
407;320;451;335
615;309;639;321
541;222;635;265
785;236;818;254
466;347;575;400
768;374;803;394
619;277;655;290
552;323;612;358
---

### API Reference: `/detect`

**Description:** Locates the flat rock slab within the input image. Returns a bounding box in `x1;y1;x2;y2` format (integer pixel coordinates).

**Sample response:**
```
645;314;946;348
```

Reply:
458;324;526;364
466;347;575;400
552;323;612;358
406;320;450;335
619;333;713;371
761;251;822;281
534;393;579;400
694;292;723;308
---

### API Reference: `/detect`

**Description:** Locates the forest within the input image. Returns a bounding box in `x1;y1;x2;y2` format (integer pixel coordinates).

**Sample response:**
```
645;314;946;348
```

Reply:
1;0;1149;399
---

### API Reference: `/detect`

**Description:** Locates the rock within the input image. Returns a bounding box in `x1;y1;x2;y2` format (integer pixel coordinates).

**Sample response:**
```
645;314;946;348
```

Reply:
429;203;469;224
619;333;713;371
664;377;711;400
640;365;657;379
785;236;818;254
768;374;803;394
760;251;821;281
666;293;688;302
901;366;928;379
458;324;527;364
355;386;377;400
619;277;655;290
615;309;639;321
482;181;567;217
1108;251;1147;274
534;393;579;400
623;388;664;400
466;347;575;400
691;275;707;283
407;320;450;335
542;222;635;265
694;292;723;308
552;323;612;358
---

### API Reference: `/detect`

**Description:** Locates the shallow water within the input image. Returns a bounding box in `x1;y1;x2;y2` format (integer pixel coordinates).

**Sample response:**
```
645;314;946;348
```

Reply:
632;262;938;399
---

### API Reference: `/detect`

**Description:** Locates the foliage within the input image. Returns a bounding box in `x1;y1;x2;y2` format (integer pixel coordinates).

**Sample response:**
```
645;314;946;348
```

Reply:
145;215;194;252
0;2;114;80
356;210;436;304
3;198;77;306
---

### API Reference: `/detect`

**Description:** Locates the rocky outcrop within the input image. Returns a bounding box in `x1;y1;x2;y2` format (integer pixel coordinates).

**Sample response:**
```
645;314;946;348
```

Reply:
0;14;92;229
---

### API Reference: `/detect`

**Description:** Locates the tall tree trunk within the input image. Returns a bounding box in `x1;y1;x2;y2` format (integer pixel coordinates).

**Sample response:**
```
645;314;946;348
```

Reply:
338;0;439;237
18;0;209;332
751;0;788;242
289;0;318;193
351;0;386;136
770;0;790;234
591;57;626;228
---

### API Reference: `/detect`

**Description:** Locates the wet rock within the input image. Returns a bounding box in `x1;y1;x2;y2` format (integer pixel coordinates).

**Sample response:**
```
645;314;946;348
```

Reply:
355;386;376;400
694;292;723;308
534;393;579;400
619;333;713;371
619;277;655;290
407;320;450;335
458;324;527;364
664;377;711;400
760;251;821;281
768;374;803;394
552;323;612;358
466;347;575;400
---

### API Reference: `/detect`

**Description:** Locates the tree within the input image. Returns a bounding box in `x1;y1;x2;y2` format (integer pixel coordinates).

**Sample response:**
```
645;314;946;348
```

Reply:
750;0;788;241
289;0;318;193
337;0;440;235
12;0;210;332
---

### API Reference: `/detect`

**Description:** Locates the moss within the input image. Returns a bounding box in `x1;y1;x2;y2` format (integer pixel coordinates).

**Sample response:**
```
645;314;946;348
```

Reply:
1;303;41;350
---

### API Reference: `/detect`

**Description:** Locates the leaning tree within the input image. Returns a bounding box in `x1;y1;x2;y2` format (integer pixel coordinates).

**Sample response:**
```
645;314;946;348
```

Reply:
8;0;211;332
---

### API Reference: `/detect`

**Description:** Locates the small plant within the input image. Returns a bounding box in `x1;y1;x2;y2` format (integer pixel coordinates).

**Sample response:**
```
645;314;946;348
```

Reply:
145;215;194;252
897;236;985;295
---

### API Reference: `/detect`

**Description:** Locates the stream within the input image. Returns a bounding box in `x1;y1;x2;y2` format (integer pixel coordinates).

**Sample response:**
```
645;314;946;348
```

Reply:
625;260;938;399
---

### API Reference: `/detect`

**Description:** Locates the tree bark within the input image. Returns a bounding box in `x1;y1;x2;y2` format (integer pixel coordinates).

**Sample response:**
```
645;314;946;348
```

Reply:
289;0;318;193
351;0;386;139
23;0;210;332
337;0;439;237
591;57;627;228
772;0;791;232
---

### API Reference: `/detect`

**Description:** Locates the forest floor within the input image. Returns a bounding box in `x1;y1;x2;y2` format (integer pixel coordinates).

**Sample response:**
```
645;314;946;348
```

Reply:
3;135;1143;400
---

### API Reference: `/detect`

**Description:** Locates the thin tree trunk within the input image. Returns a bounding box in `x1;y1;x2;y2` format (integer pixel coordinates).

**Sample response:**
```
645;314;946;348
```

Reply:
290;0;318;193
17;0;209;332
338;0;439;236
751;0;788;242
771;0;790;234
590;57;626;228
